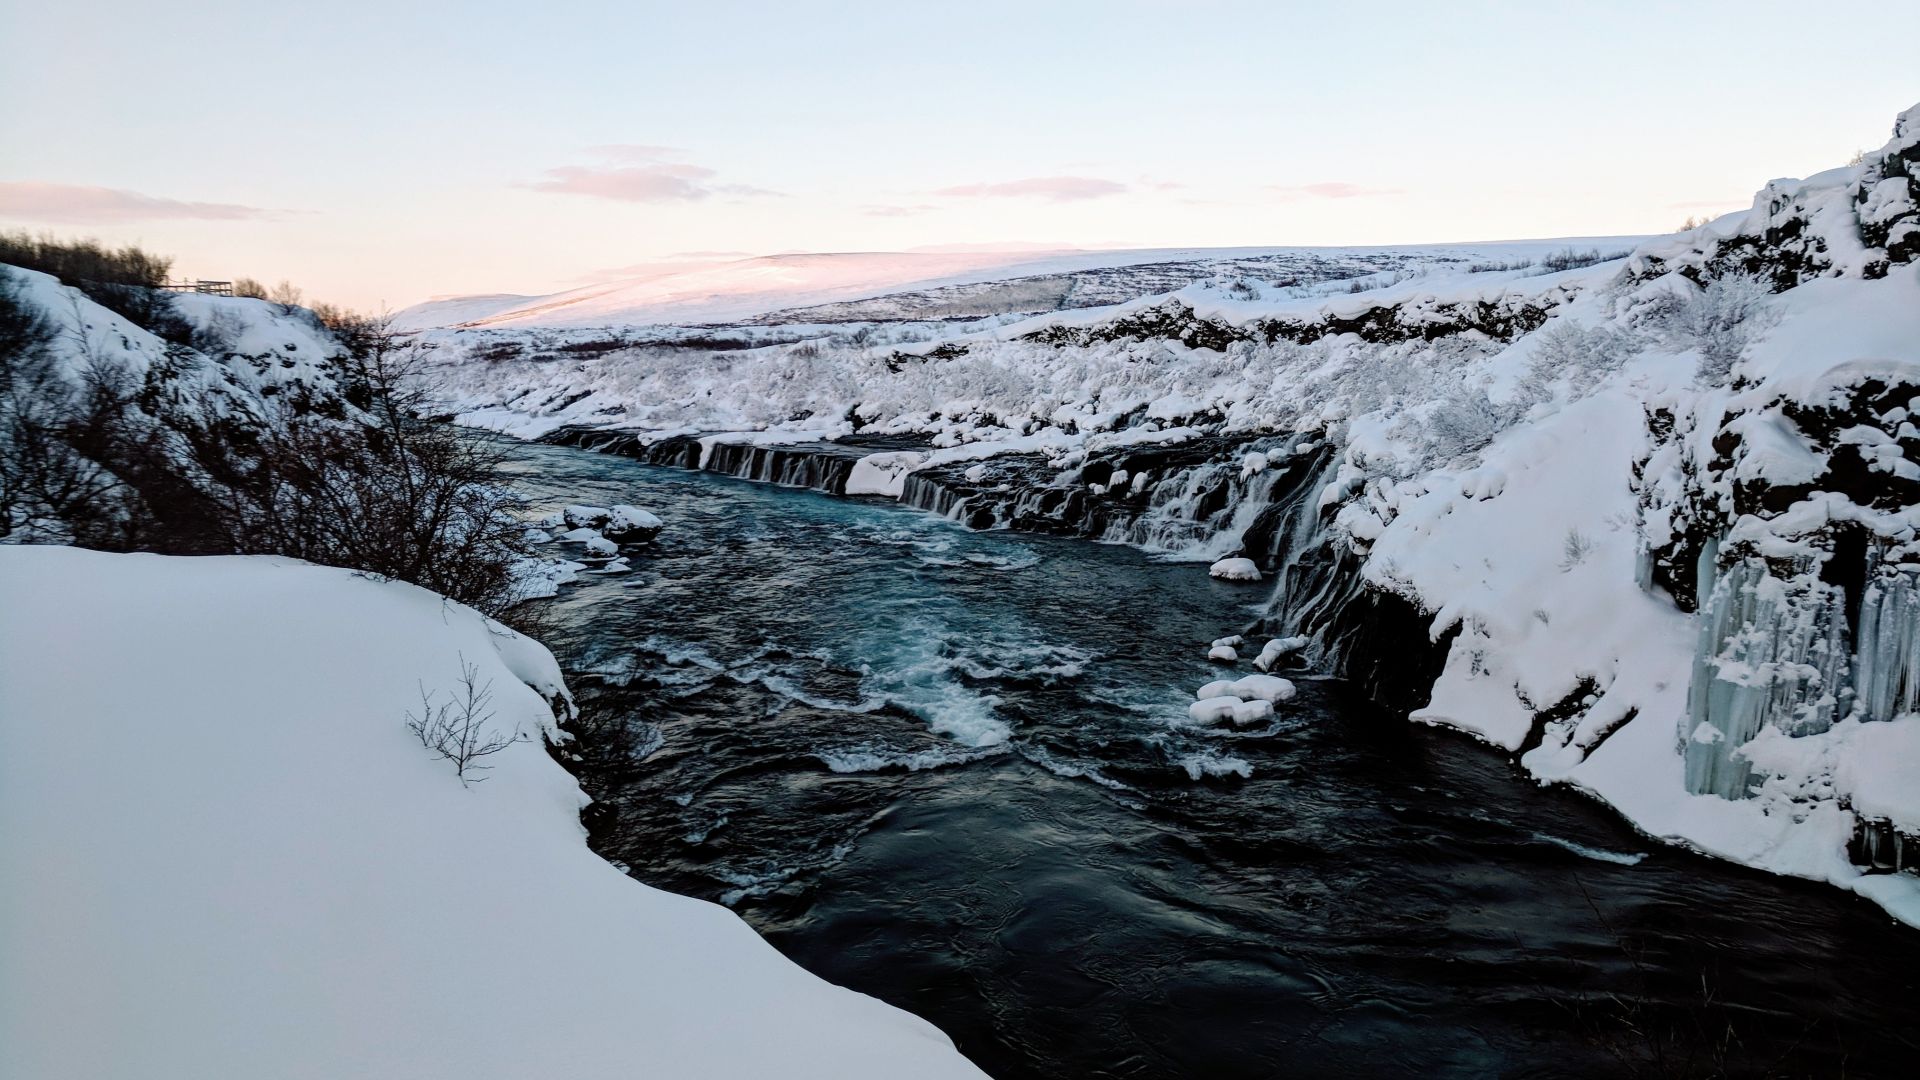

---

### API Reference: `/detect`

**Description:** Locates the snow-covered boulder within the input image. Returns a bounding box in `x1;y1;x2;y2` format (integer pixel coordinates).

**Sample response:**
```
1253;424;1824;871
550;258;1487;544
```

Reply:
1195;673;1297;705
509;556;586;601
581;533;619;557
0;547;985;1080
563;504;613;529
1253;636;1309;672
1207;644;1239;663
1230;699;1275;725
1229;673;1297;703
1208;557;1262;582
1188;696;1242;724
605;504;663;542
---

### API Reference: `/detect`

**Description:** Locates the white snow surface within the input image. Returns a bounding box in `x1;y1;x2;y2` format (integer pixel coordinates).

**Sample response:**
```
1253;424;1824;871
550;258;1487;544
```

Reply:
0;546;984;1080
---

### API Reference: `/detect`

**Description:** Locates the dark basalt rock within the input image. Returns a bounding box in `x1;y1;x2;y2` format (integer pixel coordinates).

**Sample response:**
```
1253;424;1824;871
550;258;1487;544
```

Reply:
1850;816;1920;876
539;427;934;497
1016;294;1557;353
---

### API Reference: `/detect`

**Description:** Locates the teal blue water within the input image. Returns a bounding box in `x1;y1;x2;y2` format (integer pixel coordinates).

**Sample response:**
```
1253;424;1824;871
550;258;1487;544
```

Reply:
504;438;1920;1079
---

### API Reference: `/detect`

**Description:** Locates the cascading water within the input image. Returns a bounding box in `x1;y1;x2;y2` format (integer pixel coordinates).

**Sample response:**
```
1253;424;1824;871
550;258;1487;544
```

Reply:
539;427;929;496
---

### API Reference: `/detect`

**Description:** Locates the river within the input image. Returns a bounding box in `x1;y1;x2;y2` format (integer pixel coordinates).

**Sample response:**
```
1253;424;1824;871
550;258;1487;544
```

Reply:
504;436;1920;1078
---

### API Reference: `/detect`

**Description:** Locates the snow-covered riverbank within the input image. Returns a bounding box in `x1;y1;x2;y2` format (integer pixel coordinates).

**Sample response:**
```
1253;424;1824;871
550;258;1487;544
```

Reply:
0;546;984;1080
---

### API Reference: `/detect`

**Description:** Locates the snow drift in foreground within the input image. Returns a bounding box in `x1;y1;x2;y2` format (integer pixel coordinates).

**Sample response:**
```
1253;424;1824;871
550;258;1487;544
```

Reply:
0;546;983;1080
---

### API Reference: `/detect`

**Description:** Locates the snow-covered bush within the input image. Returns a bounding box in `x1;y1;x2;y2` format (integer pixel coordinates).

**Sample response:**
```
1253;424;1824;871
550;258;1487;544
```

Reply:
1667;272;1780;384
1420;380;1517;463
1525;321;1641;400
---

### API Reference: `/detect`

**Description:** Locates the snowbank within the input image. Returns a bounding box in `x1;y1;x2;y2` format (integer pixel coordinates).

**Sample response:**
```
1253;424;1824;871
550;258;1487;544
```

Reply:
0;547;983;1080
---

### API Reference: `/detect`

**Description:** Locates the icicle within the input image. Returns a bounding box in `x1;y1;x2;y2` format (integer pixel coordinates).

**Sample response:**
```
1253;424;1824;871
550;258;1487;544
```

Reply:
1681;556;1851;798
1854;565;1920;722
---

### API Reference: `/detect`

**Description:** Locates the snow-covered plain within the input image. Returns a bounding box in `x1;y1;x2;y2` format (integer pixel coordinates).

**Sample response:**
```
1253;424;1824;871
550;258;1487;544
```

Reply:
0;546;984;1080
416;104;1920;925
393;241;1628;331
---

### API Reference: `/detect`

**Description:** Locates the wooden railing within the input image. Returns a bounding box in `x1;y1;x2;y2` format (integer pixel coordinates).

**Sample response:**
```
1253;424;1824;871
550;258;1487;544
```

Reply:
161;280;234;296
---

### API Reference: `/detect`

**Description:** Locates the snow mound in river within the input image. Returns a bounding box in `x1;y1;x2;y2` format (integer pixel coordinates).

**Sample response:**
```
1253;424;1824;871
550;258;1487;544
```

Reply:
0;546;983;1080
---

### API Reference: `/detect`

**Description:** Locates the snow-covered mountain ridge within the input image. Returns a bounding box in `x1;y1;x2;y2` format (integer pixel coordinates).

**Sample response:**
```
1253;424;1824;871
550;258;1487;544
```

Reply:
429;103;1920;924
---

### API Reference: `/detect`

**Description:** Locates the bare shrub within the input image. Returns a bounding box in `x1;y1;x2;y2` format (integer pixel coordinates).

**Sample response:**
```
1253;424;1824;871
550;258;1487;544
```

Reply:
265;280;304;315
1560;528;1596;570
214;318;533;614
0;230;188;341
1539;248;1631;274
0;277;147;543
406;653;520;783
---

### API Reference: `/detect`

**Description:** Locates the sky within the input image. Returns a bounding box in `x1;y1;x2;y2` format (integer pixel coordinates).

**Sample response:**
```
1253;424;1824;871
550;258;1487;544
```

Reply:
2;0;1914;310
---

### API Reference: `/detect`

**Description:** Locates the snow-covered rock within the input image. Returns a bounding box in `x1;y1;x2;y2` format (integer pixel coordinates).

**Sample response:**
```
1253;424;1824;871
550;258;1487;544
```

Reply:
1230;699;1275;725
1206;644;1239;663
1188;696;1243;724
847;452;929;498
1208;558;1262;582
0;547;984;1080
1228;674;1297;703
1196;674;1297;705
1253;636;1309;671
563;504;613;529
604;504;663;542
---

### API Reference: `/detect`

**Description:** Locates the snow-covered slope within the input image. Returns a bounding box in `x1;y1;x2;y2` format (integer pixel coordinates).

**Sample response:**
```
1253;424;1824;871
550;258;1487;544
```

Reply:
0;546;984;1080
393;241;1635;331
422;102;1920;924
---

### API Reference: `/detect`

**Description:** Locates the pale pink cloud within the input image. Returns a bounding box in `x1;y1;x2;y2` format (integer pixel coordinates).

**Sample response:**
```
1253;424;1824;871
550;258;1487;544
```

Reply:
0;182;275;223
521;147;781;202
1268;182;1404;200
934;176;1128;201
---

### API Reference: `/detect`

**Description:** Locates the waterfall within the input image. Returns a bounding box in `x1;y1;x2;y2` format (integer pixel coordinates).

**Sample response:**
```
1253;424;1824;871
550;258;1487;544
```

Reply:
896;434;1314;557
538;427;923;497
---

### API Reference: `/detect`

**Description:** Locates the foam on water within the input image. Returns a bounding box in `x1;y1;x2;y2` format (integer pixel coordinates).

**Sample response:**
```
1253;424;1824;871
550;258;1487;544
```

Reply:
1174;748;1254;780
815;743;1013;774
1017;743;1134;791
1530;832;1649;866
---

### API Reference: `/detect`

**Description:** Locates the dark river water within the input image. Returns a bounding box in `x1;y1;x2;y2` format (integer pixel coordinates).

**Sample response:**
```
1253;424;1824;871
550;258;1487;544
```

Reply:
504;438;1920;1079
